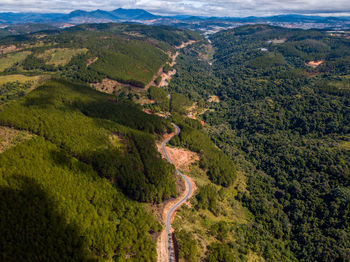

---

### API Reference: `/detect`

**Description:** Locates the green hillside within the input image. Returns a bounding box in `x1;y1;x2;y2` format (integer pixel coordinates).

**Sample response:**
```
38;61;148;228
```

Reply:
0;23;199;87
0;137;160;261
0;79;176;202
0;76;179;260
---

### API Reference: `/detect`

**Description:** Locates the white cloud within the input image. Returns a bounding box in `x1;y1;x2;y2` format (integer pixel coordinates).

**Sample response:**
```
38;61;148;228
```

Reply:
0;0;349;16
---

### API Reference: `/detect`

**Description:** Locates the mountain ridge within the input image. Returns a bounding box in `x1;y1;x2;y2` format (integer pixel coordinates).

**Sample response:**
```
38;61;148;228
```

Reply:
0;8;349;25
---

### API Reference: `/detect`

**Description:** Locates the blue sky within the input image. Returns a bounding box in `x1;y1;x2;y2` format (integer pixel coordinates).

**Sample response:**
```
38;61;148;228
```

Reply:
0;0;349;17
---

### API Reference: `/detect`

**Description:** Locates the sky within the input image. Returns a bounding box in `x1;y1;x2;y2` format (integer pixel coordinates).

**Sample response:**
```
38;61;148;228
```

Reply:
0;0;350;17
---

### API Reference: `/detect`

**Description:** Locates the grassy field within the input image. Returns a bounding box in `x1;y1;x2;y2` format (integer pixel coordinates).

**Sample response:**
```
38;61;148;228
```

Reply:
329;75;350;89
38;48;88;66
0;74;44;85
0;74;49;106
0;51;31;72
339;140;350;151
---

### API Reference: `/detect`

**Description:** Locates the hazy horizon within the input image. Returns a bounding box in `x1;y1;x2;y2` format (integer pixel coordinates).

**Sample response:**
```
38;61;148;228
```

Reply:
0;0;349;17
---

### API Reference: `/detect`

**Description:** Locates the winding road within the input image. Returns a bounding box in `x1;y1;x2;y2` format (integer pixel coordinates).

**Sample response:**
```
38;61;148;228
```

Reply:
161;123;194;262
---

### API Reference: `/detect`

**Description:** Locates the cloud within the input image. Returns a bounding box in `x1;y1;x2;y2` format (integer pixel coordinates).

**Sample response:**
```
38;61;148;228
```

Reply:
0;0;349;16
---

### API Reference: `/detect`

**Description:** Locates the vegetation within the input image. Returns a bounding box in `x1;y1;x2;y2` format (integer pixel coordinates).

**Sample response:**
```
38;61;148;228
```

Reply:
0;137;160;261
0;126;33;153
0;80;32;104
155;75;162;85
170;92;192;114
0;79;176;203
0;75;45;104
0;23;200;88
170;115;237;187
0;51;31;72
37;47;88;66
163;63;172;73
175;230;198;262
148;85;169;111
196;184;218;214
88;39;168;87
3;21;349;262
206;243;238;262
169;24;350;262
0;23;204;261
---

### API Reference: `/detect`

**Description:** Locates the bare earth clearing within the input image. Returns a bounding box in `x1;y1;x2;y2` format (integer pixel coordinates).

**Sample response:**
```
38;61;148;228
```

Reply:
306;60;324;68
161;145;199;172
0;126;33;153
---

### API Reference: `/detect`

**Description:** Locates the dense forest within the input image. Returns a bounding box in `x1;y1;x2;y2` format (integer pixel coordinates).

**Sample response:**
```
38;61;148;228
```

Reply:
169;25;350;261
0;78;179;260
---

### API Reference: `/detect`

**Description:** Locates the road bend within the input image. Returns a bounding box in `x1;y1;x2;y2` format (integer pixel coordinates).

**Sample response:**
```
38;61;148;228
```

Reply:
161;123;193;262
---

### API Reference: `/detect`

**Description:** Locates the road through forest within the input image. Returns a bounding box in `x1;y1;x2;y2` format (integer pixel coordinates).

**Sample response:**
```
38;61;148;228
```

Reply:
160;123;194;262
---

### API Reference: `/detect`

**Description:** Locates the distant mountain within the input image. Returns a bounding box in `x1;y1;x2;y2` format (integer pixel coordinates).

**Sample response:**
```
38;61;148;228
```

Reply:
0;9;348;30
0;12;64;24
112;8;159;20
67;9;120;23
0;8;159;25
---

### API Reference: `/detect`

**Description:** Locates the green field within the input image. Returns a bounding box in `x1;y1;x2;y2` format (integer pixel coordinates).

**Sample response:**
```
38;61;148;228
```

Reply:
0;74;47;105
0;51;31;72
0;74;43;85
38;48;88;66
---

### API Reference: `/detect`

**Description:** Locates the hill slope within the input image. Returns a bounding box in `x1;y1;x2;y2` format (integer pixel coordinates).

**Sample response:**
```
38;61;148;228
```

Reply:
0;24;202;261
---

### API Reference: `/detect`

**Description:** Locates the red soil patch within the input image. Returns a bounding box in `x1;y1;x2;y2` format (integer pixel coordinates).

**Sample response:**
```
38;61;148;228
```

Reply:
86;57;98;67
306;60;324;68
164;146;199;172
0;45;19;55
91;78;119;94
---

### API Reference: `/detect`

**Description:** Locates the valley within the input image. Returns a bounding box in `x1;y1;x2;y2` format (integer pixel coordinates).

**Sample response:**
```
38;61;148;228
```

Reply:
0;20;349;262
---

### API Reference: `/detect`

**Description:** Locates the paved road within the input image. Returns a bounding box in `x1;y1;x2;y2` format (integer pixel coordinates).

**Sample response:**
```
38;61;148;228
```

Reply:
161;123;193;262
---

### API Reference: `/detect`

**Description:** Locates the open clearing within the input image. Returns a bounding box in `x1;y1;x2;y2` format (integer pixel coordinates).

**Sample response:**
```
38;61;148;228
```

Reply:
162;146;199;172
208;95;220;103
306;60;324;68
0;51;32;72
38;48;88;66
0;74;44;85
0;126;33;153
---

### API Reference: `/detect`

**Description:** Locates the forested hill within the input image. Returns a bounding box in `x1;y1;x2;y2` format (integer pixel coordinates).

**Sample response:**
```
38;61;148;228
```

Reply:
0;24;201;261
210;25;350;261
167;25;350;261
0;23;200;88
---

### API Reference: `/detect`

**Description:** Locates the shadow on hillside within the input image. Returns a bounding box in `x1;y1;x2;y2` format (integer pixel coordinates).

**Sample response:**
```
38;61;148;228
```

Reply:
0;176;92;262
23;92;57;108
48;148;97;178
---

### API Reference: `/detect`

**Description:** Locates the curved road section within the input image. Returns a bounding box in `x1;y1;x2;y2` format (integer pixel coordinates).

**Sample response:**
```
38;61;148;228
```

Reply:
161;123;193;262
